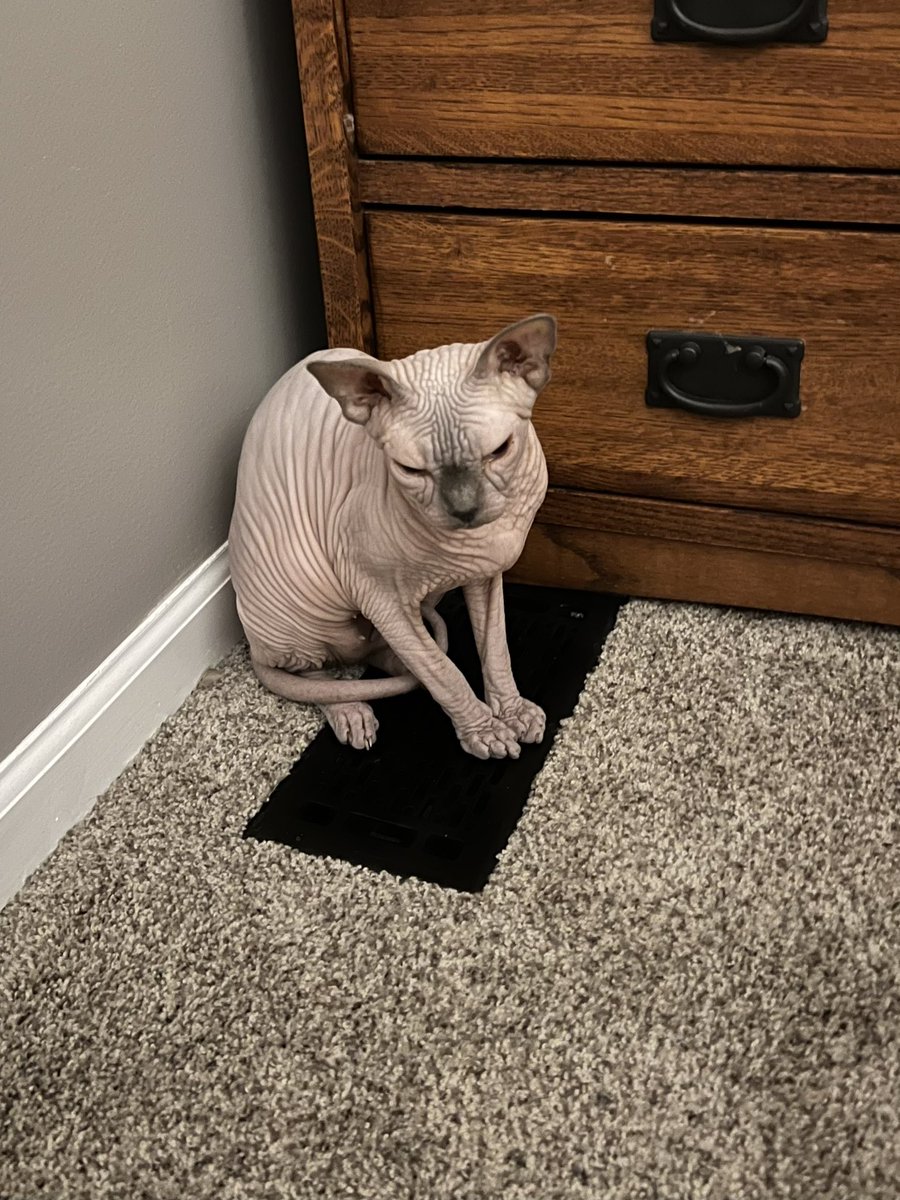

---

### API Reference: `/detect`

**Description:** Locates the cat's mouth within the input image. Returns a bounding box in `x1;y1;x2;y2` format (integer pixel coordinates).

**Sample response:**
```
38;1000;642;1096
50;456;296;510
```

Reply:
448;510;495;532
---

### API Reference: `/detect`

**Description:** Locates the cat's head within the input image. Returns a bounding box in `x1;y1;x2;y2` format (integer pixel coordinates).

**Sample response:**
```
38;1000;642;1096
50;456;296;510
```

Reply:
306;314;556;531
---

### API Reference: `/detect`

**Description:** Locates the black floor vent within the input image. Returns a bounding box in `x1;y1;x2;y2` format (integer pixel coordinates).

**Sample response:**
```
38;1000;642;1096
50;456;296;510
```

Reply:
244;585;622;892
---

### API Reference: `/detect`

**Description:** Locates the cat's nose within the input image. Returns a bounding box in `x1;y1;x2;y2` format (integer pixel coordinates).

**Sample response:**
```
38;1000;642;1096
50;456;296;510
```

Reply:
450;506;478;526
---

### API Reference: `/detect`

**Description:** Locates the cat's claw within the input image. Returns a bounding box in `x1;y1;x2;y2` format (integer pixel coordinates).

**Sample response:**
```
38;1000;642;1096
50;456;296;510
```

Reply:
492;696;546;744
323;701;379;751
457;711;521;760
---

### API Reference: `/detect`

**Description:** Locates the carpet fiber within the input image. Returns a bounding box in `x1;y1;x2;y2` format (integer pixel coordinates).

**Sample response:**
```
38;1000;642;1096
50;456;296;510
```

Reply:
1;600;898;1199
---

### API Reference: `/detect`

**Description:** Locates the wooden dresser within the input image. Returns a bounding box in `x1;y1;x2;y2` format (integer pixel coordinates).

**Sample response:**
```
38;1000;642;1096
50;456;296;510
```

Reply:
292;0;900;626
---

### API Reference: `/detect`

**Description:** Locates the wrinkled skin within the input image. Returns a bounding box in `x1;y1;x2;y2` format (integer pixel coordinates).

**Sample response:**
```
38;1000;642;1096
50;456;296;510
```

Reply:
228;314;556;759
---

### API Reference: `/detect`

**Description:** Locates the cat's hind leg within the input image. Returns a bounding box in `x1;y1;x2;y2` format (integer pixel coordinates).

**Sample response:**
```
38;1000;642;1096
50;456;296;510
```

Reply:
323;699;379;750
299;669;380;750
320;603;447;749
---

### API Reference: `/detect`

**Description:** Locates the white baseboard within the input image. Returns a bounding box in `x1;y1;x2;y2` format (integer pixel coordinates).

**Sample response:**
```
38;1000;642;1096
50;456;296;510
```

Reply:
0;544;242;911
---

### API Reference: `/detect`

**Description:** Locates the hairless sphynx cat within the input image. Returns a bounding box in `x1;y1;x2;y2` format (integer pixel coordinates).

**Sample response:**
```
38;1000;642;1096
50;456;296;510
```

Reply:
229;314;556;760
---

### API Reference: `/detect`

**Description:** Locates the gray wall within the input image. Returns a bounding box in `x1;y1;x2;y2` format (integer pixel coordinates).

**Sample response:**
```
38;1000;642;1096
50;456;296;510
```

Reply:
0;1;326;757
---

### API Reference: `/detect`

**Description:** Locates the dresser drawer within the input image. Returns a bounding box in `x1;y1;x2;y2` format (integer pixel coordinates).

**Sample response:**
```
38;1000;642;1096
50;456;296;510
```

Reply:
367;211;900;527
347;0;900;167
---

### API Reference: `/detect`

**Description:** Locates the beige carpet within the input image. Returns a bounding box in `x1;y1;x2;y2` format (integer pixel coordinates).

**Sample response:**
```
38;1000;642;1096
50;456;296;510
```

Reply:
1;599;898;1200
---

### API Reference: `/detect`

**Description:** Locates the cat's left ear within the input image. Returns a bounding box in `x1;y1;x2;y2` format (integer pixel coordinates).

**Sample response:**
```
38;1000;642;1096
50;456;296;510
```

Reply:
306;357;399;426
473;314;558;402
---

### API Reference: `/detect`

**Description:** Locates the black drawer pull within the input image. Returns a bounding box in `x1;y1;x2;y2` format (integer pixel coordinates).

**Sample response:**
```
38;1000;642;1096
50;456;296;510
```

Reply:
646;332;803;419
652;0;828;44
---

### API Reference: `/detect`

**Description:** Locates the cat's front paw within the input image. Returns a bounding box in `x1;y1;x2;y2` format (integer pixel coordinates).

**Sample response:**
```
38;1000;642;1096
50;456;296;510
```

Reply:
456;708;521;760
491;696;546;744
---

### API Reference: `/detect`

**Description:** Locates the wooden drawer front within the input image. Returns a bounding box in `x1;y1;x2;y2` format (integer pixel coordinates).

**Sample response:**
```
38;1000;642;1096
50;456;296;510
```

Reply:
367;212;900;527
513;491;900;626
347;0;900;167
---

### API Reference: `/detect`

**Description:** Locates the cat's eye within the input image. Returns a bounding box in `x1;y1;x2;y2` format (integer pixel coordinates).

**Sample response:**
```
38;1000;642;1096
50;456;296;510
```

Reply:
396;460;428;476
488;437;512;460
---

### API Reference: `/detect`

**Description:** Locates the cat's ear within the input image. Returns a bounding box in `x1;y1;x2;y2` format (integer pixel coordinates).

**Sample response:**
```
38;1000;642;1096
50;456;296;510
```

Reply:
306;357;399;426
473;314;558;399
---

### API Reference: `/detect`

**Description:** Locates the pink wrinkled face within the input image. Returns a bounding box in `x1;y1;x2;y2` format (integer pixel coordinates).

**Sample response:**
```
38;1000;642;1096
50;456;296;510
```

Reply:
377;383;530;531
306;315;557;532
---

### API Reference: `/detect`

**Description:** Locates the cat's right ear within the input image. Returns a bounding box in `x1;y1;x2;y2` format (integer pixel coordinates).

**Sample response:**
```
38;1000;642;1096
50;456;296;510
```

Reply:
306;358;398;426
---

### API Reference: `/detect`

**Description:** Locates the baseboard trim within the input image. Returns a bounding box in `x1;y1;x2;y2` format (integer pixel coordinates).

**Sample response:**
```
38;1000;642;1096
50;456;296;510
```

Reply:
0;544;242;910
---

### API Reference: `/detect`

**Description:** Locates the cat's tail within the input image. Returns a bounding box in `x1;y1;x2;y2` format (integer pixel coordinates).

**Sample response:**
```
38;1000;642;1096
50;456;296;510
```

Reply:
251;660;420;706
251;604;447;708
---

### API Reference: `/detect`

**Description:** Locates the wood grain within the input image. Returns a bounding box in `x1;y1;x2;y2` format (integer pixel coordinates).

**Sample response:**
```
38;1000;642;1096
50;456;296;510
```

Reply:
293;0;373;350
509;492;900;626
538;488;900;569
512;525;900;626
359;161;900;226
346;0;900;168
367;211;900;527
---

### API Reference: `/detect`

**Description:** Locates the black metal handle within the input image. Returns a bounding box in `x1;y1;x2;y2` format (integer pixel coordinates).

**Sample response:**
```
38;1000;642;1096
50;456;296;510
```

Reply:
669;0;806;43
652;0;828;44
658;342;792;417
